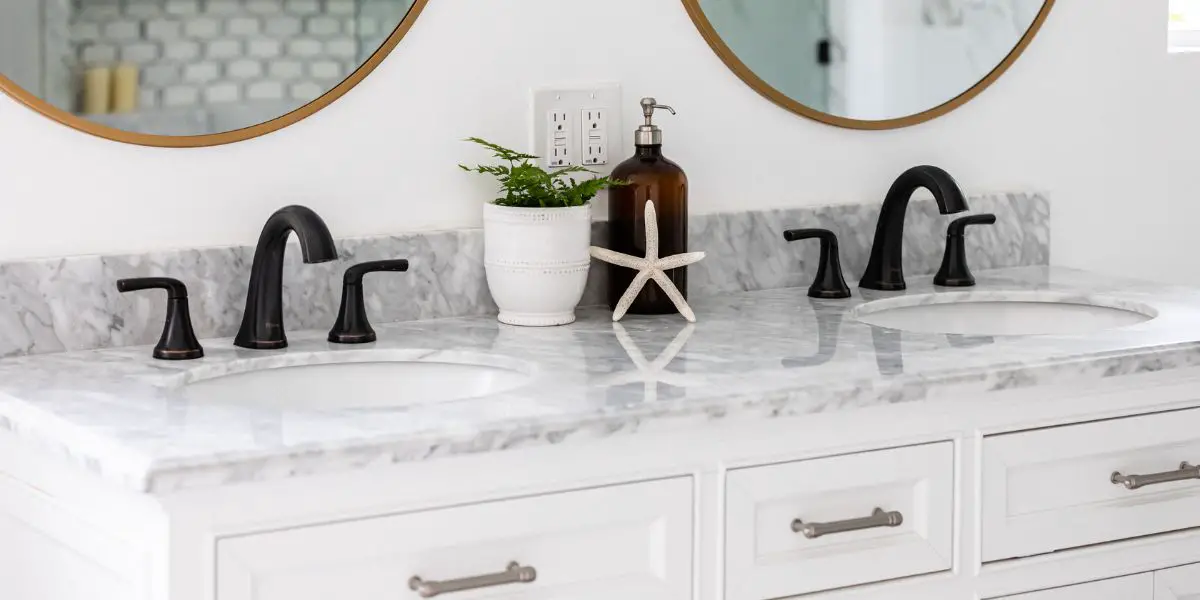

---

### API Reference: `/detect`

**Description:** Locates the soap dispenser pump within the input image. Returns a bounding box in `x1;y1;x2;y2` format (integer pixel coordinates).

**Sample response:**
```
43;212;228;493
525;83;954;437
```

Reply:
608;97;689;315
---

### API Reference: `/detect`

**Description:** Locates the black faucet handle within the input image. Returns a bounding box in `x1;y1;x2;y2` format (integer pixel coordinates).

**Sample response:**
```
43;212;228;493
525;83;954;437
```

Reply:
116;277;204;360
343;259;410;284
935;213;996;287
329;260;410;344
947;213;997;236
783;228;852;299
117;277;190;298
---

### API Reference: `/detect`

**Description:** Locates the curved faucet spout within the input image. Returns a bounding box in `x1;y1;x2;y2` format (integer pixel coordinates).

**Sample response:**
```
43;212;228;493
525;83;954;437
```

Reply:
261;205;338;264
235;205;337;350
860;166;968;291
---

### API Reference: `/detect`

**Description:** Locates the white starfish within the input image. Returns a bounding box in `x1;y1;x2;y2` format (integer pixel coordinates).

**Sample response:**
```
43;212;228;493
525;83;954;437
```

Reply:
590;201;707;322
595;322;698;403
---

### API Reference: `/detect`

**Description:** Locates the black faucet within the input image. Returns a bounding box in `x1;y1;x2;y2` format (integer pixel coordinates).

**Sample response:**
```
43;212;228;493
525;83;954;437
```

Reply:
235;205;338;350
117;277;205;360
782;228;851;299
328;259;410;344
935;213;996;287
860;166;969;291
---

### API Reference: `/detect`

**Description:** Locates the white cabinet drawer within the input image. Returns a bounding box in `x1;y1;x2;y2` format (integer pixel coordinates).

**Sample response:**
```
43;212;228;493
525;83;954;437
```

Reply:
1156;562;1200;599
982;409;1200;562
725;442;954;600
217;478;693;600
997;574;1153;599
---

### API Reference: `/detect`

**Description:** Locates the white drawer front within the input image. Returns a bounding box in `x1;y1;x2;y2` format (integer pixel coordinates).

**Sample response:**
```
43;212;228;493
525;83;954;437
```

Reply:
725;442;954;600
982;409;1200;562
1156;562;1200;600
217;478;692;600
998;573;1153;600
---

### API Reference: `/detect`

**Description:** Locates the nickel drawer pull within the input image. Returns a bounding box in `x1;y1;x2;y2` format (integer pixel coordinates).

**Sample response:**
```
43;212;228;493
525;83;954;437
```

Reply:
408;562;536;598
1111;462;1200;490
791;507;904;539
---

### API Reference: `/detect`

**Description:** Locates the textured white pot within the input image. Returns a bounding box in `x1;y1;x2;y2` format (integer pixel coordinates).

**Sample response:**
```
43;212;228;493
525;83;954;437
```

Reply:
483;203;592;326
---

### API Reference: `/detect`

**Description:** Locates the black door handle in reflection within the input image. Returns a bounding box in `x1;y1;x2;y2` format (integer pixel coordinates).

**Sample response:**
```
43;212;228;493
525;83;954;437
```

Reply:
782;311;844;368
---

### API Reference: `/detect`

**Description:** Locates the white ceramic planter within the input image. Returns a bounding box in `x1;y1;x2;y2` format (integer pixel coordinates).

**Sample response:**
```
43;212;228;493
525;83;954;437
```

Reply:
483;203;592;326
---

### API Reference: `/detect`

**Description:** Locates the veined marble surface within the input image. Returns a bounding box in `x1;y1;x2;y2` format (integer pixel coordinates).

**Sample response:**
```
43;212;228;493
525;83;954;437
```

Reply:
0;192;1047;357
1;265;1198;494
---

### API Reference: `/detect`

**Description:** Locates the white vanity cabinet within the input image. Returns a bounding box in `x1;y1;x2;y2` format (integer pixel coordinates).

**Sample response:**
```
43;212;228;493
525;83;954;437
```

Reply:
724;442;954;599
999;574;1154;599
9;368;1200;600
981;408;1200;562
216;478;694;600
995;562;1200;600
1157;563;1200;599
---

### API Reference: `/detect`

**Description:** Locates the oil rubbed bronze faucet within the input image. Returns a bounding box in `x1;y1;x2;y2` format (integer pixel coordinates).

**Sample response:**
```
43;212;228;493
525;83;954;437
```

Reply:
860;166;969;291
116;277;204;360
328;259;410;344
782;228;851;299
235;205;338;350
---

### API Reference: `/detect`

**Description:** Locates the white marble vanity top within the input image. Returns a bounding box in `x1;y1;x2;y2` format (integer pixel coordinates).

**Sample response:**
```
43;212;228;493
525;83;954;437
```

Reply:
3;265;1199;494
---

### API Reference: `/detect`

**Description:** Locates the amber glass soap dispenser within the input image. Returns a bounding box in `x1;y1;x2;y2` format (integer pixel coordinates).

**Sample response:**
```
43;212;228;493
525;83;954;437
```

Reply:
608;97;689;314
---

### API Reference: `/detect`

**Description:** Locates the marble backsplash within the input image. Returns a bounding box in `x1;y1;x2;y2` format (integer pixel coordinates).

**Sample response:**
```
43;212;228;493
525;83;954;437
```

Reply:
0;191;1047;357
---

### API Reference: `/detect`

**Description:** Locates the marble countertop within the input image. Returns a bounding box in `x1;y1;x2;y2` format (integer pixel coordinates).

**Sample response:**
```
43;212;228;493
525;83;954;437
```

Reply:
3;266;1200;494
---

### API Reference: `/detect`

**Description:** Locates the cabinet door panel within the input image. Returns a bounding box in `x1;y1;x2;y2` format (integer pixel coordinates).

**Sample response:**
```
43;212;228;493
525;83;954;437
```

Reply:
217;478;692;600
999;573;1153;600
1157;563;1200;600
725;442;953;599
0;473;143;600
982;408;1200;561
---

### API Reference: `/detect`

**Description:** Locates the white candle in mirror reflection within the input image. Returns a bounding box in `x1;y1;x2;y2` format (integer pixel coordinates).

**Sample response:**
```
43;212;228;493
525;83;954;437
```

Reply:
112;64;139;114
83;67;112;115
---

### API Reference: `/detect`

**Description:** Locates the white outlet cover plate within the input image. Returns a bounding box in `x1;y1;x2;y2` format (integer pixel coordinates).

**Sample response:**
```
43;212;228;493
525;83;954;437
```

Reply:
531;83;623;172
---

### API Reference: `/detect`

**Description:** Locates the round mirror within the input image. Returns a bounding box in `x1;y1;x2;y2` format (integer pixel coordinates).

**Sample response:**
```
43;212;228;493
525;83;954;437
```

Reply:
683;0;1055;129
0;0;427;147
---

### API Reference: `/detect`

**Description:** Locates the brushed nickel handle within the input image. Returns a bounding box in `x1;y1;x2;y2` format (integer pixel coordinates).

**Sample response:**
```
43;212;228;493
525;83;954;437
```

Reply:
408;562;536;598
791;507;904;539
1111;462;1200;490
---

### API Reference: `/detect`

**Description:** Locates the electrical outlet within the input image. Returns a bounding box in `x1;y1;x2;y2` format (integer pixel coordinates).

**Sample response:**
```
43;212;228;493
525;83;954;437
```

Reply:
581;107;607;166
531;83;622;172
546;109;574;168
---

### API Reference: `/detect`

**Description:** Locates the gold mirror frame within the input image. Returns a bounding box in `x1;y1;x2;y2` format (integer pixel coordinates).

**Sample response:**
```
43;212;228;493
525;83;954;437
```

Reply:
0;0;429;148
681;0;1056;130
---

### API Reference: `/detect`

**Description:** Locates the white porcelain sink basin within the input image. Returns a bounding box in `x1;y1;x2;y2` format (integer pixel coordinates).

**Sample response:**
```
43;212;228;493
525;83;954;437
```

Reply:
181;353;534;410
853;292;1156;336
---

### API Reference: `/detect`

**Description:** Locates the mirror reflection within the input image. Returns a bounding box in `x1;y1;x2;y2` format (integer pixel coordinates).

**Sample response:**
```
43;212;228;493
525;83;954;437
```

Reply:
0;0;416;137
697;0;1048;122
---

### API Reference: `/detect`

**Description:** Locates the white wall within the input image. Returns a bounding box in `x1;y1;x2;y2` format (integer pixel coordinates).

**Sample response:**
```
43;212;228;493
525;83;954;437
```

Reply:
0;0;1186;283
1165;50;1200;279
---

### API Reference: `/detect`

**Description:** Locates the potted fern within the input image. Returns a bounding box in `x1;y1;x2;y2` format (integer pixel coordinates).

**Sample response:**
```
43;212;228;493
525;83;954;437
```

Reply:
461;138;619;326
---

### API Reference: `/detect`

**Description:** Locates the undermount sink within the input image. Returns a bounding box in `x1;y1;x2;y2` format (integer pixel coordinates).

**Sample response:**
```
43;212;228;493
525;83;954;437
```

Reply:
180;352;534;410
852;292;1157;336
